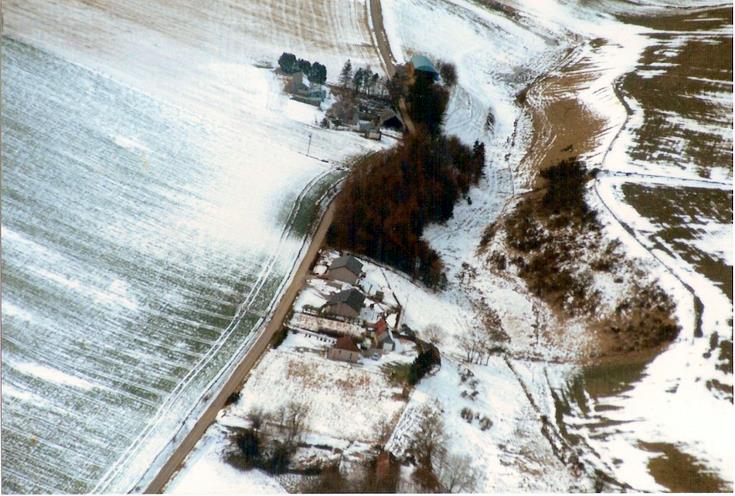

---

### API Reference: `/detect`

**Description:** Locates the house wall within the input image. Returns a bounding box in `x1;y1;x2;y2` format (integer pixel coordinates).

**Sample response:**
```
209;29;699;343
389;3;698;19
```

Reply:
326;266;358;284
328;347;360;363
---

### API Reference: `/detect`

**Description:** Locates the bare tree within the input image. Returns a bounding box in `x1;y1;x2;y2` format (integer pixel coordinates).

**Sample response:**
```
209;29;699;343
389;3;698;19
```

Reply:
283;401;310;445
458;307;507;365
457;327;484;364
423;323;444;346
374;417;394;448
331;91;356;124
411;406;446;468
435;452;478;493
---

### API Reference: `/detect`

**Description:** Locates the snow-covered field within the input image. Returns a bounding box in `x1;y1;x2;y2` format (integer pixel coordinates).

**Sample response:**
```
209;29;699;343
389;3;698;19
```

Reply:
2;0;386;492
3;0;730;492
381;0;732;491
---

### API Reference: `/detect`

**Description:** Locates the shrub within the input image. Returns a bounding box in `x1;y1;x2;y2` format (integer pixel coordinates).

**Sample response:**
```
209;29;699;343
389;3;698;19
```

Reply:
271;327;288;348
539;157;596;224
225;391;241;406
439;61;457;86
408;344;441;385
264;440;293;474
478;416;493;431
460;407;473;422
309;62;327;84
237;428;263;466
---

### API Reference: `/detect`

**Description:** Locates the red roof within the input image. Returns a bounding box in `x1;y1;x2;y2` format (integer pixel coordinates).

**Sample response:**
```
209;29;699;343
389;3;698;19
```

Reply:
374;317;388;333
334;336;359;352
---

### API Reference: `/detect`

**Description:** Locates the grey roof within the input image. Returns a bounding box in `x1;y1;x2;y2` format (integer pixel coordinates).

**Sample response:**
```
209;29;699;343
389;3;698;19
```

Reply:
410;54;438;74
329;255;363;276
326;288;365;313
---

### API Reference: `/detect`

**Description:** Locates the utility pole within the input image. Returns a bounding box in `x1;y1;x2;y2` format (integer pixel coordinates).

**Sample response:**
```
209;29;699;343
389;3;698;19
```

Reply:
306;132;312;157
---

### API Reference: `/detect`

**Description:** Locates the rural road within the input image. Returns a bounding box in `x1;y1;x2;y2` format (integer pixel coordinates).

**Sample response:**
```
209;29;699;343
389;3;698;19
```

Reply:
369;0;396;76
146;3;398;490
368;0;417;135
144;201;337;493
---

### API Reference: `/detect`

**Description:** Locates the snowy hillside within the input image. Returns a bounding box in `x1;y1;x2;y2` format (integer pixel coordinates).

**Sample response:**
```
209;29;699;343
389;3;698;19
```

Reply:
2;0;388;492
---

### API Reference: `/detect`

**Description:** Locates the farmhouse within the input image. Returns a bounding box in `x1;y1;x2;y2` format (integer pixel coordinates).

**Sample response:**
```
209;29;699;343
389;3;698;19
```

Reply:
408;54;439;80
323;288;365;319
327;336;361;363
326;255;363;284
288;71;326;106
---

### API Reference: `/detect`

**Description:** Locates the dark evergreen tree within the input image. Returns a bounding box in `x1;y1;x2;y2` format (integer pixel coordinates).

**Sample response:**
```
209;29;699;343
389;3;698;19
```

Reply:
308;62;327;84
297;58;312;75
353;67;365;93
277;52;298;73
339;59;353;87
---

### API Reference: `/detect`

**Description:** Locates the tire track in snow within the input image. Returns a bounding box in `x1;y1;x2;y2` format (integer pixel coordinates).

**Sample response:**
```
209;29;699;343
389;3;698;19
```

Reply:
94;167;333;492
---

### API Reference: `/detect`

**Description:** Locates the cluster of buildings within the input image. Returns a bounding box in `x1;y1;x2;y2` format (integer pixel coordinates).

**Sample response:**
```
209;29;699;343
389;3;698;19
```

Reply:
289;254;399;364
287;71;327;106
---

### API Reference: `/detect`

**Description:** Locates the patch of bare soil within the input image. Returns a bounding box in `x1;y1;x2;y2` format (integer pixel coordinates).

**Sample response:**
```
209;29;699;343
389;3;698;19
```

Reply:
480;41;679;359
516;41;607;187
639;442;730;493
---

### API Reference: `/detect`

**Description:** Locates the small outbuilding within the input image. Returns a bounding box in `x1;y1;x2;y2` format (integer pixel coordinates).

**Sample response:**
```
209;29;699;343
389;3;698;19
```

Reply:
328;336;361;363
323;288;365;319
326;255;364;284
374;327;396;352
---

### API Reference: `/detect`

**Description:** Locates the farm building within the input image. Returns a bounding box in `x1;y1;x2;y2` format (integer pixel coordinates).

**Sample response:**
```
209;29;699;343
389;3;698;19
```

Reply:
289;311;364;338
288;71;326;106
327;336;361;363
409;54;439;80
326;255;363;284
378;108;404;131
373;326;396;352
323;288;365;319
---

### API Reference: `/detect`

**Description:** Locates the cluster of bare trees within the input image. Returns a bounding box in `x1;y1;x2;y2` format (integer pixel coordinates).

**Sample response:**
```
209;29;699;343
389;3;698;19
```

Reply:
457;308;506;365
230;402;311;474
409;406;479;493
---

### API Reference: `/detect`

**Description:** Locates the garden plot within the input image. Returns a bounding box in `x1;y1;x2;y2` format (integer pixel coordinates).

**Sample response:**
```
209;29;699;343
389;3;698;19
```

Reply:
225;347;406;441
164;330;411;492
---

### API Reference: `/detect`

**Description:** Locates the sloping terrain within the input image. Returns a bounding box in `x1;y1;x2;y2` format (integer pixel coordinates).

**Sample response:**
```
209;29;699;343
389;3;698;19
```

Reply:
2;0;386;493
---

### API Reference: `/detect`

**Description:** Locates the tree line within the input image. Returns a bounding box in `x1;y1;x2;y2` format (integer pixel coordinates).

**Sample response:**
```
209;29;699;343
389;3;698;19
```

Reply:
338;59;388;97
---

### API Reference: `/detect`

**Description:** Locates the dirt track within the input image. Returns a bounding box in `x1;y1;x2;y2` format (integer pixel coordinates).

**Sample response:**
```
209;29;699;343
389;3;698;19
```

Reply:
143;201;337;493
369;0;396;76
368;0;416;135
